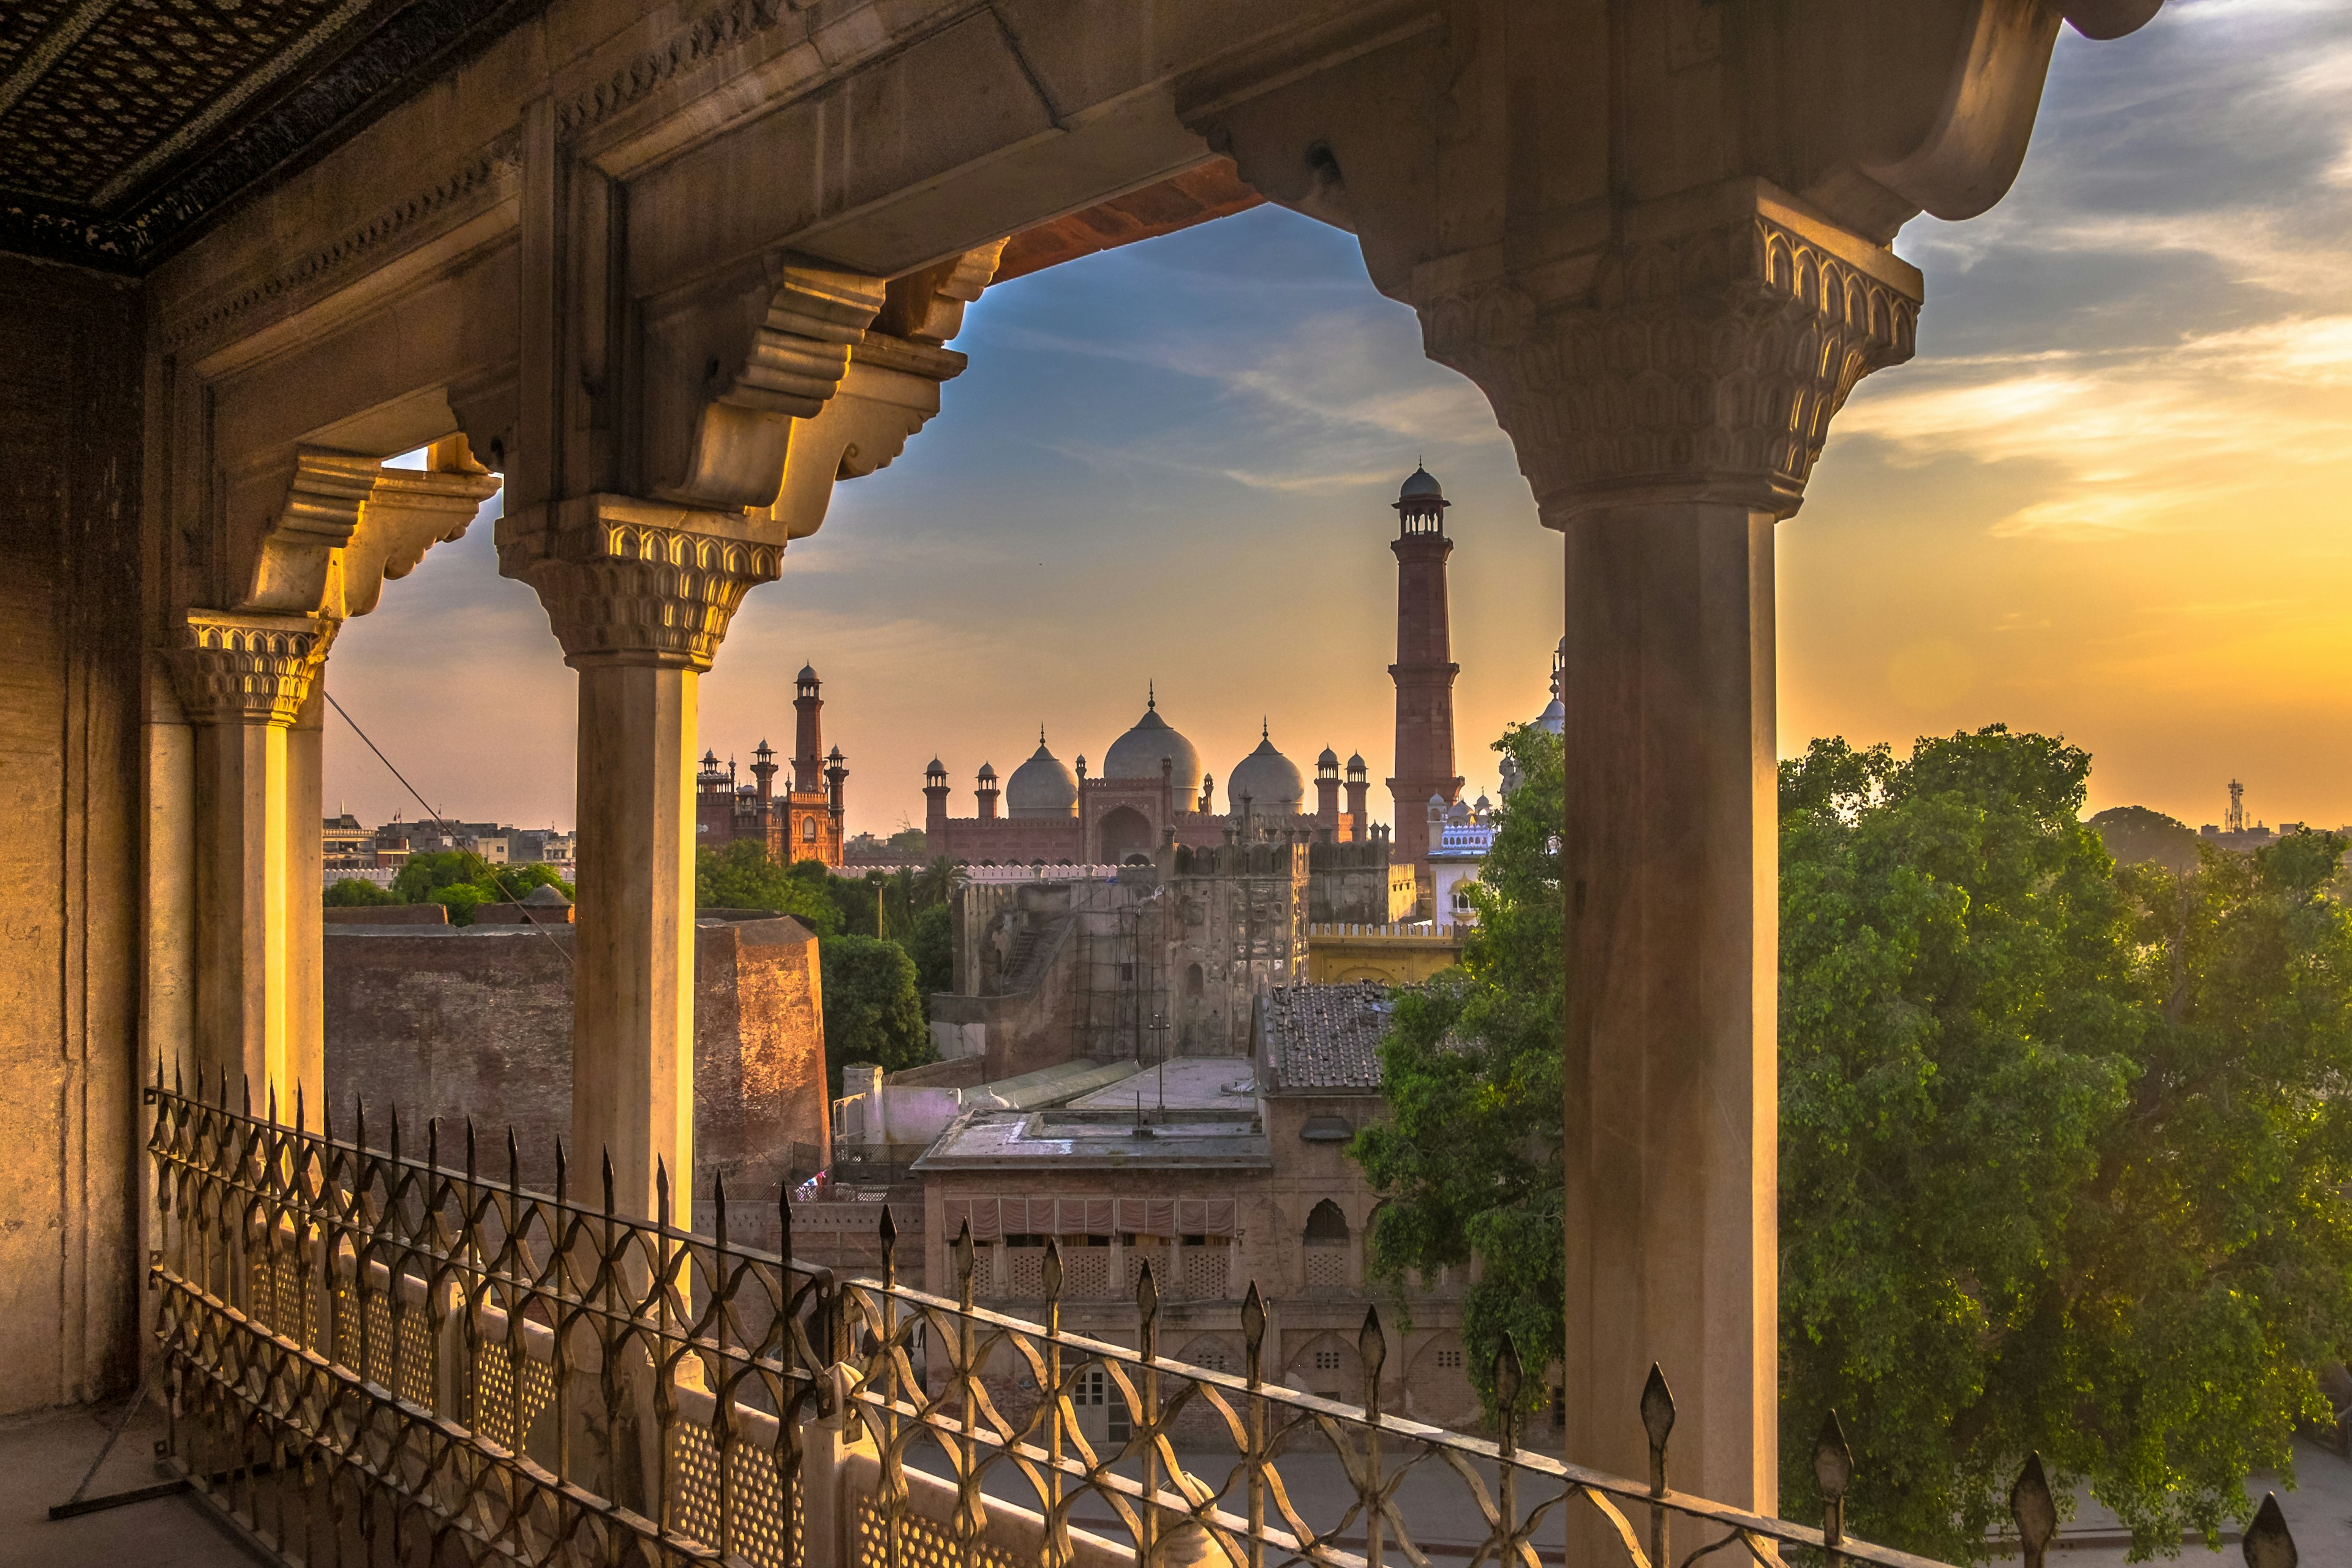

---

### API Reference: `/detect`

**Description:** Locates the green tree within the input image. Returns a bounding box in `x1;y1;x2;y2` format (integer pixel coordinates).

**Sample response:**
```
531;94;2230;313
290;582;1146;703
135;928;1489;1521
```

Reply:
886;826;930;858
2089;803;2201;872
324;876;399;906
391;849;475;903
1780;729;2352;1561
695;840;840;934
1350;722;1564;1415
818;932;932;1094
913;855;964;913
1355;718;2352;1562
903;902;954;997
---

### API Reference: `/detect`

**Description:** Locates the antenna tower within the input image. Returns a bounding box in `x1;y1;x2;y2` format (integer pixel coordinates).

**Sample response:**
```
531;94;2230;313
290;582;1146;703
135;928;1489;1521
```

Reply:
2226;779;2245;835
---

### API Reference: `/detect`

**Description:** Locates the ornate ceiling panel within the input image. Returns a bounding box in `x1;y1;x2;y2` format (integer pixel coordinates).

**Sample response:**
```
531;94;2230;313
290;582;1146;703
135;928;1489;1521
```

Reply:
0;0;542;272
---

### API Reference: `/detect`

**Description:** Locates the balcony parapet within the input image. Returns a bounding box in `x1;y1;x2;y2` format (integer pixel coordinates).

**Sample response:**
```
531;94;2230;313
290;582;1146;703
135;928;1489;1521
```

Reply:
141;1073;2296;1568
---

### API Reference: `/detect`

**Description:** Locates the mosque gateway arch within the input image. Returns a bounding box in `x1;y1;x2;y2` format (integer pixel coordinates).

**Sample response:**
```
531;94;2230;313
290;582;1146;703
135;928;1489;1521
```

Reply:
0;1;2185;1563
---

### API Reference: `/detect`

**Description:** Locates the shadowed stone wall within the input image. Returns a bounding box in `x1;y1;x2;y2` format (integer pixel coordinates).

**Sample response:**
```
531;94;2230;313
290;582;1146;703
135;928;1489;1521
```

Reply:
0;256;145;1415
324;914;830;1238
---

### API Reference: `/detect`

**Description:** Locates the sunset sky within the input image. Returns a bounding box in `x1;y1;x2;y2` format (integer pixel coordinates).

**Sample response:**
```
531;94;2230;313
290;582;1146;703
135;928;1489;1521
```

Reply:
328;0;2352;840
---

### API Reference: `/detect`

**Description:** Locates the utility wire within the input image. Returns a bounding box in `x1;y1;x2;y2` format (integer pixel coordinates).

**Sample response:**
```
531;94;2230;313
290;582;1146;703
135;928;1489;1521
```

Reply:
323;689;575;968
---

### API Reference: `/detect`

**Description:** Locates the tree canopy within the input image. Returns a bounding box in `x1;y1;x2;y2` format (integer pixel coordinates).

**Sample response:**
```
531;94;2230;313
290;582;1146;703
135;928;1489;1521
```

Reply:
694;840;842;934
818;933;932;1093
1781;727;2352;1559
1351;722;1564;1413
1354;720;2352;1563
2088;802;2201;872
384;851;573;925
324;876;400;907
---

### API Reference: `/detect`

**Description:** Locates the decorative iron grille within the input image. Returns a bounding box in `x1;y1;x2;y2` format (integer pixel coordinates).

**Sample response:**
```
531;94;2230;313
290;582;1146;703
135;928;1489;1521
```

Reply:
146;1072;2305;1568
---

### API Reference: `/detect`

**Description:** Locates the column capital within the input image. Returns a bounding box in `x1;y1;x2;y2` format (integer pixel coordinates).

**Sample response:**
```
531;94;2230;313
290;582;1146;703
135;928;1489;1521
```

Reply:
1411;181;1921;524
170;608;337;727
496;494;783;671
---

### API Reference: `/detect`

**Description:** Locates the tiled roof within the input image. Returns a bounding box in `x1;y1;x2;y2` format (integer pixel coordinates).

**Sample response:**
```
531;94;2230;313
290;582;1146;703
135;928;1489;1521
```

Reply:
1261;982;1393;1092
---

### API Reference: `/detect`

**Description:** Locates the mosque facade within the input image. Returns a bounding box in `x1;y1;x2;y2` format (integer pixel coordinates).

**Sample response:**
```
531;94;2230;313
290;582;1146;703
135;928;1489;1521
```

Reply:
926;467;1485;892
922;688;1385;867
696;664;849;869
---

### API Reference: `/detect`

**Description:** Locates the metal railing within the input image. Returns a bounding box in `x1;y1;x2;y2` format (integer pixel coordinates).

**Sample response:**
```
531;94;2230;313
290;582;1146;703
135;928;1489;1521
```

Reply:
145;1072;2304;1568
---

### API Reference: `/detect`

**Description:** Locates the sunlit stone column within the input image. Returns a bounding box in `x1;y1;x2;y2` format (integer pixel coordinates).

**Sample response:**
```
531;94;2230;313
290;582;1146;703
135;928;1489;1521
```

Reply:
1417;183;1921;1515
285;684;326;1110
499;498;782;1222
169;610;335;1109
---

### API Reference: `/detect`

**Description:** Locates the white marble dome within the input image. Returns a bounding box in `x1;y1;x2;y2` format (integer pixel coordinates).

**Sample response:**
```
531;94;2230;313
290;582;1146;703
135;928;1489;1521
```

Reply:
1226;726;1305;814
1102;696;1200;786
1006;734;1077;818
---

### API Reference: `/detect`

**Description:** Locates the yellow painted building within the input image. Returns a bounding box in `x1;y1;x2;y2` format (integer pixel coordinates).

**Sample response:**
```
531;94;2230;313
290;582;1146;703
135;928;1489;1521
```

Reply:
1305;922;1464;985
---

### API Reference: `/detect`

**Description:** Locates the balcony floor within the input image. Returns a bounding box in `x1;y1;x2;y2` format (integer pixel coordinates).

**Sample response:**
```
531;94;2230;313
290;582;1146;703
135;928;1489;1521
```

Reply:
1;1393;263;1568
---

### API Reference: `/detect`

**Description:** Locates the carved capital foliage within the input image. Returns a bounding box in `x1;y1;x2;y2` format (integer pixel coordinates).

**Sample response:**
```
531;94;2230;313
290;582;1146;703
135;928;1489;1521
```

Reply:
497;496;783;671
171;610;337;727
1418;195;1921;521
658;266;888;510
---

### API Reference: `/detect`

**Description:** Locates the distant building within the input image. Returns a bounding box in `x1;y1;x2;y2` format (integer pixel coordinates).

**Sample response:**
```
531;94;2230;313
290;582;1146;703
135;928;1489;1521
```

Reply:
924;706;1387;869
824;982;1474;1428
698;663;848;867
931;837;1403;1074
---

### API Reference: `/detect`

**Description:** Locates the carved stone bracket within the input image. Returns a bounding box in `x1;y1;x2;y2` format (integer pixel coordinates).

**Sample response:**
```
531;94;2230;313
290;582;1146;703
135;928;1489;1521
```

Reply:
170;609;337;728
497;495;785;671
346;451;503;618
657;265;889;510
1415;183;1921;524
243;450;384;614
770;333;967;540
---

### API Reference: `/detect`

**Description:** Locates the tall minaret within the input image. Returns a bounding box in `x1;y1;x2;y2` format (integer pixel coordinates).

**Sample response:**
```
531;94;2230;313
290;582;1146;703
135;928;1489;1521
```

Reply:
1387;466;1463;887
792;664;823;793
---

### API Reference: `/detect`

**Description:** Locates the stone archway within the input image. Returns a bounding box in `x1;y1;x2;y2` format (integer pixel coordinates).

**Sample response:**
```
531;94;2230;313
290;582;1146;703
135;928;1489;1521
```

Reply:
1095;805;1153;863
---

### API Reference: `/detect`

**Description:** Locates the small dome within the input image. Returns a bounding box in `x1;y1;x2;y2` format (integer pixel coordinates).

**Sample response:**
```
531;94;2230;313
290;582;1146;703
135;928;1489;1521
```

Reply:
797;664;818;682
1102;692;1201;785
1226;725;1305;815
925;756;946;775
522;883;572;907
1346;752;1366;772
1536;696;1565;736
1006;735;1077;819
1398;466;1445;503
1316;746;1339;766
977;763;998;782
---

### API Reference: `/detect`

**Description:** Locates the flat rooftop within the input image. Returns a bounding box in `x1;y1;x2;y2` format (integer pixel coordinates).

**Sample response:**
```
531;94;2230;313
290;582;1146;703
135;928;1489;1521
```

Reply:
916;1058;1269;1172
1063;1057;1258;1114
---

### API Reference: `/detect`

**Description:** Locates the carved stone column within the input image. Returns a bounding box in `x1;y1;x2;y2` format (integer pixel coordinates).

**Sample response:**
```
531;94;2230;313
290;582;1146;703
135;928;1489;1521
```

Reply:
175;440;497;1115
498;497;783;1223
168;609;336;1109
1415;182;1921;1517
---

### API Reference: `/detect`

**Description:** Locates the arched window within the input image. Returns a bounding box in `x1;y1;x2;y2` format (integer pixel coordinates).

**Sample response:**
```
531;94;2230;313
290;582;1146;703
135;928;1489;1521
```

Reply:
1303;1200;1350;1289
802;818;817;842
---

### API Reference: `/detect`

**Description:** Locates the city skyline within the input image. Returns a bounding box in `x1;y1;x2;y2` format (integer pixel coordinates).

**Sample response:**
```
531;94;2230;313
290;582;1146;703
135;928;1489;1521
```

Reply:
322;3;2352;840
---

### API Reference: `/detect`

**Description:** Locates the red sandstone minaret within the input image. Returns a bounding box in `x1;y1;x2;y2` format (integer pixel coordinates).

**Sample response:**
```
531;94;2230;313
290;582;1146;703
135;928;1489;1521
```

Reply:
1387;466;1463;886
792;664;823;793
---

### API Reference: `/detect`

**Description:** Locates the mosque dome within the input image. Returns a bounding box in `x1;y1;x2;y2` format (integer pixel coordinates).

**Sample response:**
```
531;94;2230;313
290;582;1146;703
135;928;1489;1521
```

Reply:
1316;746;1340;767
1398;466;1446;503
1226;725;1305;814
1102;692;1201;785
1006;733;1078;818
1536;696;1566;735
